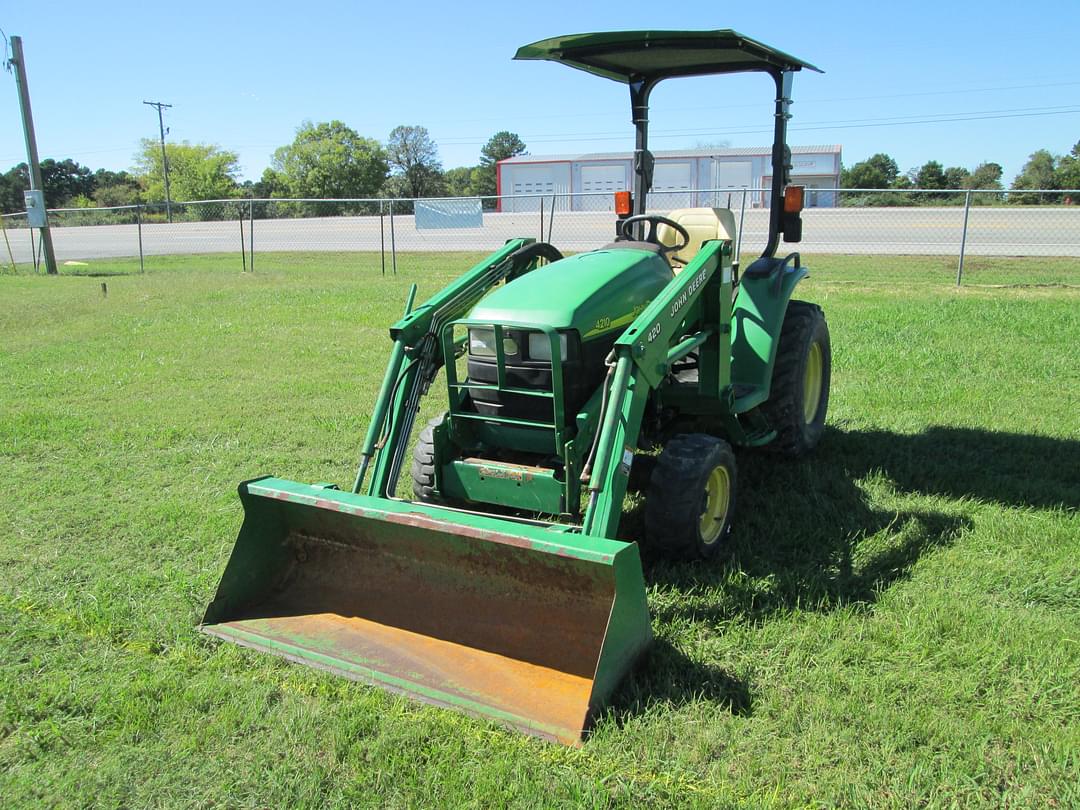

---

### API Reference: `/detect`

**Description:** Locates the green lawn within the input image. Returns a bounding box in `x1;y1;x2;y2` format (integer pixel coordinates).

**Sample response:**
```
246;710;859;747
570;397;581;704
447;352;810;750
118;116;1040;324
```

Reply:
4;249;1079;287
1;252;1078;808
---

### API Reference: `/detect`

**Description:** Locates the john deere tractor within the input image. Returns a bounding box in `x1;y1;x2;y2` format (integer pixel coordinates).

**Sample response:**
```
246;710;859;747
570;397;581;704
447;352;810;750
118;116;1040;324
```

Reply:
203;30;831;745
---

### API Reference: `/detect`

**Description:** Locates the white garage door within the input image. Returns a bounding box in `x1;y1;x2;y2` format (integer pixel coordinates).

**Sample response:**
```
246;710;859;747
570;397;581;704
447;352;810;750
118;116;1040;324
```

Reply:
510;165;557;196
712;160;752;190
504;165;568;212
581;164;628;210
652;161;693;209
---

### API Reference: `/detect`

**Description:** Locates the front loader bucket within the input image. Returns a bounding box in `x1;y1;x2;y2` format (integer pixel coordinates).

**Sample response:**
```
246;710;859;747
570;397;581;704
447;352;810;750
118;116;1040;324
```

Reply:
201;477;652;745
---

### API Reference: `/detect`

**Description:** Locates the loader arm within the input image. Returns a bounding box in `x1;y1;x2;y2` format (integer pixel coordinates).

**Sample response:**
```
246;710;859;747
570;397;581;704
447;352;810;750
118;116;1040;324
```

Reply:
582;238;733;538
354;239;541;498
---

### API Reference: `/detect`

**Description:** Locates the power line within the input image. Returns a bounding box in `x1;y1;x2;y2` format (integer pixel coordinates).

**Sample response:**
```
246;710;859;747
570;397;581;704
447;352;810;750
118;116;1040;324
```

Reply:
436;105;1080;146
5;101;1077;171
8;77;1080;164
353;79;1080;127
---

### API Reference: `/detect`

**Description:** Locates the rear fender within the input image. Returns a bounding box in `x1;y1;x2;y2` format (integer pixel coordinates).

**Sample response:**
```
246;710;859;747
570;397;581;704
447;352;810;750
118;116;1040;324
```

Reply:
730;255;808;405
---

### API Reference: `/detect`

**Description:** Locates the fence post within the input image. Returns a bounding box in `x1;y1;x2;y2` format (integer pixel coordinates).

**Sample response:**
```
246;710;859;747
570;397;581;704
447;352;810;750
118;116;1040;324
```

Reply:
137;205;145;273
249;197;254;273
389;199;397;276
956;189;972;287
239;203;247;272
736;188;748;261
380;200;386;276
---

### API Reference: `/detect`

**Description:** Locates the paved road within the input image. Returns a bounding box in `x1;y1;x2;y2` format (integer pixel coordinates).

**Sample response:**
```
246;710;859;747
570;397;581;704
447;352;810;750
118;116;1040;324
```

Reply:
5;207;1079;264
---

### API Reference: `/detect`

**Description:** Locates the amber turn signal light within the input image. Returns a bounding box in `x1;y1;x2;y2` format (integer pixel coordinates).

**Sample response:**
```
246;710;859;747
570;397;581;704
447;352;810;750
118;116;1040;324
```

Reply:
614;191;632;216
783;185;805;214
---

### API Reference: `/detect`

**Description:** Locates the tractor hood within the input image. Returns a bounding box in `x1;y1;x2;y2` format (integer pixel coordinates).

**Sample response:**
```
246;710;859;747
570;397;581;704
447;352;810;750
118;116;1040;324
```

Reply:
469;248;672;340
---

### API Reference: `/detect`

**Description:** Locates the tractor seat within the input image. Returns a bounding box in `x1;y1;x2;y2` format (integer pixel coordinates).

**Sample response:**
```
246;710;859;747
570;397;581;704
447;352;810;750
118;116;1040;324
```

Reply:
656;208;737;271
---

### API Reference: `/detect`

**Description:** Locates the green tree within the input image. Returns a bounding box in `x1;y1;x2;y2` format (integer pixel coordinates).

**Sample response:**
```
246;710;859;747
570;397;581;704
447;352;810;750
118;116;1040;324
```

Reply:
0;164;28;214
943;166;970;189
475;131;527;197
1012;149;1058;189
91;168;143;207
914;160;947;190
1011;149;1060;203
272;120;388;199
892;173;914;190
1055;141;1080;191
840;153;899;189
386;125;443;198
443;166;481;197
964;162;1003;190
134;139;241;201
1;161;133;212
39;159;95;206
253;168;288;198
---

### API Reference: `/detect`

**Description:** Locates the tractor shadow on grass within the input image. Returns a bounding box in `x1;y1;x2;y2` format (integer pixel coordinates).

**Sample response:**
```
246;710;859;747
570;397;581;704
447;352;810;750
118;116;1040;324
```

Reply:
606;425;1079;725
632;425;1080;626
603;638;754;727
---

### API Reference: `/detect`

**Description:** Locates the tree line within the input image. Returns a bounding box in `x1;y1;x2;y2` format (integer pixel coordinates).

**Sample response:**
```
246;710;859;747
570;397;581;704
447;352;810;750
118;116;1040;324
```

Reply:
0;124;526;214
3;126;1077;214
841;142;1080;204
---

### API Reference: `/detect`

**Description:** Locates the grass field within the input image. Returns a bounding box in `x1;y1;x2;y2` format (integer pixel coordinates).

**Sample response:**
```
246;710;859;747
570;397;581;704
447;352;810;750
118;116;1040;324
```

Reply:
6;250;1080;287
1;252;1078;808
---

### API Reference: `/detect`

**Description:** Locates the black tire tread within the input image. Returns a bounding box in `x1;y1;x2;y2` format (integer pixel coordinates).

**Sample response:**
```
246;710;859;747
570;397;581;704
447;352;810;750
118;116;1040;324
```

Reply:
760;300;831;457
410;415;445;502
645;433;737;561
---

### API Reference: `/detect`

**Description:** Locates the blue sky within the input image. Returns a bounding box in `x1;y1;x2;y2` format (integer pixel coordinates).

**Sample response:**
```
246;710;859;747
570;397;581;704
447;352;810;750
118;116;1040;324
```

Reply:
2;0;1078;185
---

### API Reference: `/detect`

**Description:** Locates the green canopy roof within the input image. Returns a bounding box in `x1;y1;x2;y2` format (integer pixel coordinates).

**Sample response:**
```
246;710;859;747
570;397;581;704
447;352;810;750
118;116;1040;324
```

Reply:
514;30;821;83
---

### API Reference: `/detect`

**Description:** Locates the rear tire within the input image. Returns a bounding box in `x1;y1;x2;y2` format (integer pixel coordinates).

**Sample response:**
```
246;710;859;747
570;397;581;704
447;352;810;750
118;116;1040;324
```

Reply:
761;300;831;456
411;414;447;503
645;433;737;560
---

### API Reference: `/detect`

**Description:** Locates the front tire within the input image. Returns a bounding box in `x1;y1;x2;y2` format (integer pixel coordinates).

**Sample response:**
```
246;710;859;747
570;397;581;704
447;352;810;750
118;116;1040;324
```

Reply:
645;433;737;560
761;300;831;456
411;414;447;503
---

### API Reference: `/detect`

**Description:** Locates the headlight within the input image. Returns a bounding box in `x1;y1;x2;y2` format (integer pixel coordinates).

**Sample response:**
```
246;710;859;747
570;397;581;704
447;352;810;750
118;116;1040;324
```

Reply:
469;328;517;357
528;331;568;362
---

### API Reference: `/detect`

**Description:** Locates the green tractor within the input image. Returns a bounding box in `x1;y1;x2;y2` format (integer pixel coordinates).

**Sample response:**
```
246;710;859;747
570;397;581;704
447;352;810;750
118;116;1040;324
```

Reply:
202;30;830;745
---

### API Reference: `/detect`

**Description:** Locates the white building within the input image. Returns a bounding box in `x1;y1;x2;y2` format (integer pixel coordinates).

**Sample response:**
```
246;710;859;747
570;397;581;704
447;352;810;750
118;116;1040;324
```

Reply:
497;145;842;212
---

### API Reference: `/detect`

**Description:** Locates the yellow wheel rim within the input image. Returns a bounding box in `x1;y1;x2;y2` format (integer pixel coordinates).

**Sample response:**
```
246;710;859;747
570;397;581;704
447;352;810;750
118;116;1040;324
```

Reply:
803;341;824;423
699;466;731;545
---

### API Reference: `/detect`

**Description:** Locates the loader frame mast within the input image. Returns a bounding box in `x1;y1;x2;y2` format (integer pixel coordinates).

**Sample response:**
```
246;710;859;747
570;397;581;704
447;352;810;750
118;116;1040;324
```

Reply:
353;239;535;497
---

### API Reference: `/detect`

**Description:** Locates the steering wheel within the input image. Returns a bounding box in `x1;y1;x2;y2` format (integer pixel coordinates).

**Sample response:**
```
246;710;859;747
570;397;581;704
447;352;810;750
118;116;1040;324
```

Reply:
618;214;690;257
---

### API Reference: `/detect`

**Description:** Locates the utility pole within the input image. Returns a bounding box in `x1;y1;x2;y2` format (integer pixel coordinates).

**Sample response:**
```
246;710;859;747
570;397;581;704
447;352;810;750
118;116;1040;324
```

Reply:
8;36;58;275
143;100;173;223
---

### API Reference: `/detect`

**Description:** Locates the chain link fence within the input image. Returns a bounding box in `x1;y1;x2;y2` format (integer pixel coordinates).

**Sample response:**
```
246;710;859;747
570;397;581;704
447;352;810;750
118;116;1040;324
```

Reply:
2;189;1078;284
